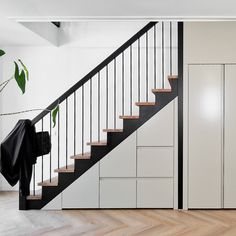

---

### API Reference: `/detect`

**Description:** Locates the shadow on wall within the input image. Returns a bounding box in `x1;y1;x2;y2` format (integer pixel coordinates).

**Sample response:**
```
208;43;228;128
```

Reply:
58;21;148;47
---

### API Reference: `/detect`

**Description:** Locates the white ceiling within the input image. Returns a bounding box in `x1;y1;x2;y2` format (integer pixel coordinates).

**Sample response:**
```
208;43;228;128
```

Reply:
1;0;236;19
1;0;236;46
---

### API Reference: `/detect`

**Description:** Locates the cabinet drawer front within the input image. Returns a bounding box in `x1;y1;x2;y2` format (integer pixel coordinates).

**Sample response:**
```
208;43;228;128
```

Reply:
137;147;173;177
100;179;136;208
137;179;173;208
62;164;99;209
100;133;136;177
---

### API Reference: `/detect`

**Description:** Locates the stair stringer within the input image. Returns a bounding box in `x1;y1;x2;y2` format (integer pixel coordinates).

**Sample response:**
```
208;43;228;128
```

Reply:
26;79;178;209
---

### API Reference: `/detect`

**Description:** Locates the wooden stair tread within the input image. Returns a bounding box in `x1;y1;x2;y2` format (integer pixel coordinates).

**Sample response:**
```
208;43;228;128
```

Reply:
71;152;91;160
152;88;172;93
103;129;123;132
168;75;178;80
26;195;42;200
135;102;155;106
119;116;139;119
38;177;58;187
87;141;107;146
54;164;74;173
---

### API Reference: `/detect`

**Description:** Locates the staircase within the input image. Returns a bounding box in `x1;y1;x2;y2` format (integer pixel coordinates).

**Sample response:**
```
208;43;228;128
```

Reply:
20;21;181;210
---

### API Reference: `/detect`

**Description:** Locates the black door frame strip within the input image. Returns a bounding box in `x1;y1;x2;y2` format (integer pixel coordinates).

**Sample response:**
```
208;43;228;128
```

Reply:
178;22;184;209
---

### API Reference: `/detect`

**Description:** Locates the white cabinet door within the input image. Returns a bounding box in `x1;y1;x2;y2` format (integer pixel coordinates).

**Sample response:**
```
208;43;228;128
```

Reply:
137;147;173;177
188;65;223;208
100;179;136;208
137;101;174;146
43;194;62;210
100;133;136;177
137;179;173;208
62;164;99;208
224;65;236;208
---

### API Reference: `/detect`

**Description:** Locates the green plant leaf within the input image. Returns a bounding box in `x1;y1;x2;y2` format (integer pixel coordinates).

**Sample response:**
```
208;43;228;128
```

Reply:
14;61;19;80
0;49;5;57
14;62;26;94
52;105;59;128
18;59;29;80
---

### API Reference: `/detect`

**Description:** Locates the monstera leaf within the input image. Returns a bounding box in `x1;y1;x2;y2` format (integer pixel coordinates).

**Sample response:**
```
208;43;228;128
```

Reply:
52;105;59;128
14;61;26;94
0;49;5;57
18;59;29;80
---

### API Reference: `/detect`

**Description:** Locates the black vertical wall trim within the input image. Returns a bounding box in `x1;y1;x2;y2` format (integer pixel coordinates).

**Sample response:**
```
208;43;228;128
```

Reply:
178;22;184;209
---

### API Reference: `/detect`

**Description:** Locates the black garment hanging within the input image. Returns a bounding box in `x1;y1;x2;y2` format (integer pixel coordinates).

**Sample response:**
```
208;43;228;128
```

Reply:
0;120;51;196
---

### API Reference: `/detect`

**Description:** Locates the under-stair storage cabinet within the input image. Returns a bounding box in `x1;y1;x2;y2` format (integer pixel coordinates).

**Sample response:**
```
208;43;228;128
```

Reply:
60;101;176;209
99;102;175;209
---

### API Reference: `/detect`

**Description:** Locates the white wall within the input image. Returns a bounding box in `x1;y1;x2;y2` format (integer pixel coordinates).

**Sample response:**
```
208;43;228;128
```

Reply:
183;21;236;209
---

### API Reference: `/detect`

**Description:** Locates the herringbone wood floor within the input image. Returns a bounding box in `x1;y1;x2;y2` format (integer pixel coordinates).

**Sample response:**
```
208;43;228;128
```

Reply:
1;192;236;236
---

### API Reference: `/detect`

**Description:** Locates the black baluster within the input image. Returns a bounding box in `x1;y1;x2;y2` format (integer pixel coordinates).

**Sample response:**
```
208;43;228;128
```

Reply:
146;32;148;102
162;22;165;88
130;45;133;115
90;79;92;143
122;52;125;116
170;21;172;76
58;106;60;169
106;66;108;129
114;59;116;128
74;92;76;155
66;98;68;168
41;118;44;182
138;38;140;102
154;24;157;88
33;165;35;196
49;112;52;182
82;85;84;155
98;72;100;141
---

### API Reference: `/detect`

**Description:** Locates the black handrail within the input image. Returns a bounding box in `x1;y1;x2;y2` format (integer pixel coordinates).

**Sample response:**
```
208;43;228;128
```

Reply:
32;21;157;125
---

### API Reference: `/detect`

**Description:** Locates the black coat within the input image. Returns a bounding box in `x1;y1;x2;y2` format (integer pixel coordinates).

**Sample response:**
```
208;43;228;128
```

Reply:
0;120;37;196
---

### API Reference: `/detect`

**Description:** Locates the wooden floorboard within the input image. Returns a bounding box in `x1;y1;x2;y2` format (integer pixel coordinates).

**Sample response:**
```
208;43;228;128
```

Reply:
1;191;236;236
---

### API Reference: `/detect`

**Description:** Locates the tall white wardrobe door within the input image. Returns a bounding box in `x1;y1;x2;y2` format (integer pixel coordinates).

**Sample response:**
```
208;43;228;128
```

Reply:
188;65;223;208
224;65;236;208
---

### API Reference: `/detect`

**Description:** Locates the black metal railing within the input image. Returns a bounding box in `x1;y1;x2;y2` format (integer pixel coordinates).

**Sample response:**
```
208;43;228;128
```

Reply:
28;21;178;198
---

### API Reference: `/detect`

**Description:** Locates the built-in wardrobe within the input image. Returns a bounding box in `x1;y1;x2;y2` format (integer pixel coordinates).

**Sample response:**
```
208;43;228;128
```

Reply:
188;64;236;208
